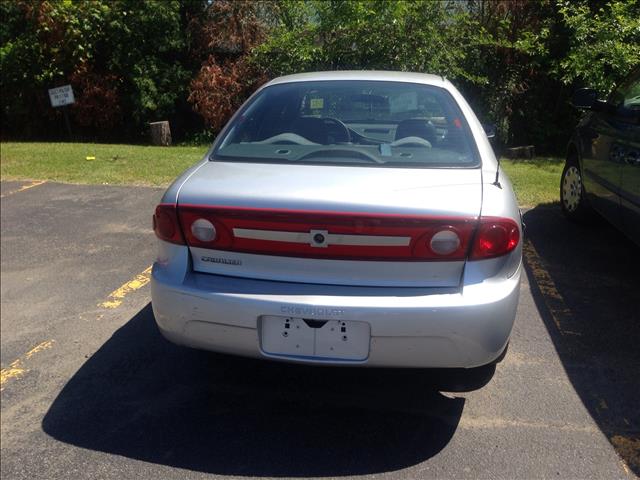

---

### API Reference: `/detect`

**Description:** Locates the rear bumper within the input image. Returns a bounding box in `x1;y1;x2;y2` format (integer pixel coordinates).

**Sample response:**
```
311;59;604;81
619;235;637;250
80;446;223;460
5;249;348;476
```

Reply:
151;247;521;368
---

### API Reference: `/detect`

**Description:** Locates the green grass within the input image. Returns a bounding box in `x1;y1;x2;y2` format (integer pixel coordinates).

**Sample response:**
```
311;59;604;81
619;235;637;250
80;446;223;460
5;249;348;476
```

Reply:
0;142;207;186
1;142;564;206
501;157;563;207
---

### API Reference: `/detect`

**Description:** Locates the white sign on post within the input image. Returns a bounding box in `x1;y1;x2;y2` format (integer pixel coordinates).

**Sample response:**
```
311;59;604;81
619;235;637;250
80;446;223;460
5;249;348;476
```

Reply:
48;85;75;108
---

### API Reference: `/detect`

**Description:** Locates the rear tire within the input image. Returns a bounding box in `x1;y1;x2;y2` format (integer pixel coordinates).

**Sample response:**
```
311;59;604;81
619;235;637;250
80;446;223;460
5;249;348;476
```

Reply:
435;364;497;392
435;343;507;392
560;155;592;222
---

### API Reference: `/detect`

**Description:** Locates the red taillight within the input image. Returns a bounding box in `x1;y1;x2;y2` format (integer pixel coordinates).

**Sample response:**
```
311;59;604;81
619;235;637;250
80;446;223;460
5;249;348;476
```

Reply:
156;205;520;261
470;217;520;260
153;204;185;245
175;205;479;261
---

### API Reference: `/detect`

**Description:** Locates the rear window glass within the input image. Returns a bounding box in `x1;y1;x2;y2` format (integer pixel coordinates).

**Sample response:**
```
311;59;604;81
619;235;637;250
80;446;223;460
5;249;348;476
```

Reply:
213;80;479;168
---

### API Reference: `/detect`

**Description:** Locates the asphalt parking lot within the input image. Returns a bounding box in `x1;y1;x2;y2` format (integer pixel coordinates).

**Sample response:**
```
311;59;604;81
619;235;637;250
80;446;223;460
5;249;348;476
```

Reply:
1;179;639;479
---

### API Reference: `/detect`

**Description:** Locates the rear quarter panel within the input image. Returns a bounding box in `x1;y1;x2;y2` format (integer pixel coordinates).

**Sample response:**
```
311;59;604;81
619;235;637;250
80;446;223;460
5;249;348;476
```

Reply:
465;170;522;285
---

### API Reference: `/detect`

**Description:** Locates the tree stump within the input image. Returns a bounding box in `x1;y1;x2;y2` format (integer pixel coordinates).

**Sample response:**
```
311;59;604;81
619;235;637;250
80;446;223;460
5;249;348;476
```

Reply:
505;145;535;159
149;121;172;146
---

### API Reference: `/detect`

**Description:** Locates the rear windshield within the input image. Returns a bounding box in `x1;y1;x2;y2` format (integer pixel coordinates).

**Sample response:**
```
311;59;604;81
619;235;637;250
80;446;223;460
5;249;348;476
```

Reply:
212;80;479;168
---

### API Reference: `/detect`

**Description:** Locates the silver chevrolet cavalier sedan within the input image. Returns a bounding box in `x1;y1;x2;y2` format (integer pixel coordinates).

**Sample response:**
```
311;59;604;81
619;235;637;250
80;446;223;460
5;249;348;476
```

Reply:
151;71;522;370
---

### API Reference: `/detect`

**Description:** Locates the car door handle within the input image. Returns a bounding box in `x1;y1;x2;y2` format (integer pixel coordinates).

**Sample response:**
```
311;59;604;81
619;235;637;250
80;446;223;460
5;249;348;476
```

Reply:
626;150;640;166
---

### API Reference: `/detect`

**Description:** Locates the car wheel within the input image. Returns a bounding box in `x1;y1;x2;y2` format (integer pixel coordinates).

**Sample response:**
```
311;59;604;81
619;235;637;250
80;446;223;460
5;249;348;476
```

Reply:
435;364;497;392
560;157;592;222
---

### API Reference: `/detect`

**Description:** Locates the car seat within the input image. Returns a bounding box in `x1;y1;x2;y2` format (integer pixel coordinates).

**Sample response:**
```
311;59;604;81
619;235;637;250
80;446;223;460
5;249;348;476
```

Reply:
395;119;437;145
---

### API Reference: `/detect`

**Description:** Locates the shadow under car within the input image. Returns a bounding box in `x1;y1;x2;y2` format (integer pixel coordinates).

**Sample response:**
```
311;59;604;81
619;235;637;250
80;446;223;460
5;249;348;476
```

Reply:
42;303;467;477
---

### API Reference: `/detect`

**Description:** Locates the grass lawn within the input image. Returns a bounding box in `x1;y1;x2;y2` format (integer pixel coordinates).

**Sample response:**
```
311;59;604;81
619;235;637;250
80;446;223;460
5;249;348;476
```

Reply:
0;142;207;187
1;141;563;206
501;157;563;207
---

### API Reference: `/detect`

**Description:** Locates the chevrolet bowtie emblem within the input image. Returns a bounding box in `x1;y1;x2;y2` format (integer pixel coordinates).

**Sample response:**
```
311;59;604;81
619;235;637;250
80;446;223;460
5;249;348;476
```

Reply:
309;229;329;247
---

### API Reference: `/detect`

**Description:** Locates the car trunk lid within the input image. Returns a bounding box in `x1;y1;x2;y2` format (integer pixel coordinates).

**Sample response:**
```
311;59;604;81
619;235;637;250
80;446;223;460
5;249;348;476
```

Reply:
177;161;482;287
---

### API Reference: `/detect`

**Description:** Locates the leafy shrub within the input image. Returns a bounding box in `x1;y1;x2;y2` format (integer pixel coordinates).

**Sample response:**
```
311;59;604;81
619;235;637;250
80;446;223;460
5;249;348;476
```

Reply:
1;0;638;151
69;65;122;129
187;0;269;132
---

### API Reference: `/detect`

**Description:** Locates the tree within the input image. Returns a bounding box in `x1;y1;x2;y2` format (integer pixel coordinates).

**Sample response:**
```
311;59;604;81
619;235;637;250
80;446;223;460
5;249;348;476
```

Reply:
458;0;558;148
187;0;269;131
1;1;110;137
1;0;638;149
555;0;640;94
252;0;639;153
252;0;553;146
252;1;474;79
1;0;192;139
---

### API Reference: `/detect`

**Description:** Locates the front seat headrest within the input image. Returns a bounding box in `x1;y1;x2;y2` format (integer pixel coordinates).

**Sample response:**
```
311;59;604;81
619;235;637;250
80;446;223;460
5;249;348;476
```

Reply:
395;119;436;145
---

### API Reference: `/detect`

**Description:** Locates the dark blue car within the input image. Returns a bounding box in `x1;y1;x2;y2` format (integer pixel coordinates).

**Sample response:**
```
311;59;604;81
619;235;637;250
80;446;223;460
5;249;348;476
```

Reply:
561;69;640;245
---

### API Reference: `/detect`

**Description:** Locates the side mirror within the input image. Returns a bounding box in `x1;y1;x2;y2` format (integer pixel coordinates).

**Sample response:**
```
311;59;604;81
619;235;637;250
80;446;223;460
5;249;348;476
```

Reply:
482;123;501;157
572;88;597;109
482;123;496;139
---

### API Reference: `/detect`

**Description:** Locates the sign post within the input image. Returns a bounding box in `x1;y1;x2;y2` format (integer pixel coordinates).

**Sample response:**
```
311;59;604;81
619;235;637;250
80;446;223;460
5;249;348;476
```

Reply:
48;85;75;140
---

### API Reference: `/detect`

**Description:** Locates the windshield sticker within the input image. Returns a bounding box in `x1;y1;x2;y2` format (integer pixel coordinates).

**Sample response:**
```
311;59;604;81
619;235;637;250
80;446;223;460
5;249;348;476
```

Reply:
310;98;324;109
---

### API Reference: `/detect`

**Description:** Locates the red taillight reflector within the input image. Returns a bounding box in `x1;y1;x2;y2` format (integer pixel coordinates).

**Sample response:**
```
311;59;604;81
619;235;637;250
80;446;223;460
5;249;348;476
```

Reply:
470;217;520;260
156;205;520;261
153;204;185;245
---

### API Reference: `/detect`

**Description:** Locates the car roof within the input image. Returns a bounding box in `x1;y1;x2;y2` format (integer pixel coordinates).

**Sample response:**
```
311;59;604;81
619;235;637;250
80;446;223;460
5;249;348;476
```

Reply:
263;70;449;88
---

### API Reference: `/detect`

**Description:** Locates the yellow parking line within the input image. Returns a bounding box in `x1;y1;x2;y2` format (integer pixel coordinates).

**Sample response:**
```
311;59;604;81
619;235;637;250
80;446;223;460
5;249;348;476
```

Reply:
0;339;55;391
99;266;153;309
25;339;55;358
0;180;46;198
522;240;580;336
0;360;26;390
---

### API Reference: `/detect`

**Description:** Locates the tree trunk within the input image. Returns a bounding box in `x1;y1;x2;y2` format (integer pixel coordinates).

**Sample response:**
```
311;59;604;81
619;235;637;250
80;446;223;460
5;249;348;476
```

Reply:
149;121;172;146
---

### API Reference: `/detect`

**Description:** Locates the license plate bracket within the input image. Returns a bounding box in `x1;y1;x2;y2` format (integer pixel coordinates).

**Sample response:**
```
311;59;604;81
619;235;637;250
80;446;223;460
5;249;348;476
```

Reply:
260;315;370;361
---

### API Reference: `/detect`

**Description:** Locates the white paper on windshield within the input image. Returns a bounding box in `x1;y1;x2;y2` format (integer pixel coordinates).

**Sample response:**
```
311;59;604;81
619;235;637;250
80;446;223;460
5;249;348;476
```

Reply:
390;92;418;113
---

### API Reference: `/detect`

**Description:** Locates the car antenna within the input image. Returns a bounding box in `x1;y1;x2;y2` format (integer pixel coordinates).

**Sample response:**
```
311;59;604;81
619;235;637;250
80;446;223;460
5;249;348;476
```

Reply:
493;157;502;188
